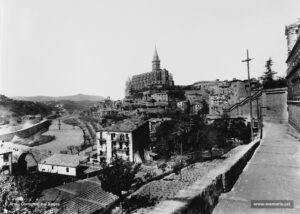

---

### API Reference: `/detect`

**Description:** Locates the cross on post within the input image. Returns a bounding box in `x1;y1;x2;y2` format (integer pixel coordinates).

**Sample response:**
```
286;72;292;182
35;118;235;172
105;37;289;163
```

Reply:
242;50;254;141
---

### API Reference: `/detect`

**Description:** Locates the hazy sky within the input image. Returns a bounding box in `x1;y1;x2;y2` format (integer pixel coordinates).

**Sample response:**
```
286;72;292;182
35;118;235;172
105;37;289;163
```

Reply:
0;0;299;99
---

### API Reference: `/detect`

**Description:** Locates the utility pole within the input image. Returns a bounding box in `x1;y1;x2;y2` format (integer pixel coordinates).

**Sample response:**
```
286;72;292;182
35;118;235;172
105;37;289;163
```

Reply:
58;119;61;130
180;135;183;181
242;50;254;141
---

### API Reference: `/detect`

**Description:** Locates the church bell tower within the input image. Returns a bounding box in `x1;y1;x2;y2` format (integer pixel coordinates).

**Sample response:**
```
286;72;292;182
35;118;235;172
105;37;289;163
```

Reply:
152;47;160;71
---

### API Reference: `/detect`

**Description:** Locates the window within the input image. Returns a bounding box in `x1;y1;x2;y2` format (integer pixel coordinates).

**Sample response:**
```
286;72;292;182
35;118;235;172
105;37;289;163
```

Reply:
2;165;9;174
120;134;125;141
111;133;116;140
3;154;9;162
66;168;69;172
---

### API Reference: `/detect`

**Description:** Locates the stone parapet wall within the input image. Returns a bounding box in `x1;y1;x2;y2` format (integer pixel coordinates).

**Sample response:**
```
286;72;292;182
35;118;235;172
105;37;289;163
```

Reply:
226;88;288;123
148;138;260;214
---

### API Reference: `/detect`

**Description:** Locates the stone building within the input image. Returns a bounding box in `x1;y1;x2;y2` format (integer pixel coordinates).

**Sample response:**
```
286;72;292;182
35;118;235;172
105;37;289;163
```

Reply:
128;48;174;93
209;94;229;115
177;100;190;113
207;79;259;115
96;119;151;164
191;101;203;114
0;149;12;175
286;20;300;131
285;20;300;55
38;154;88;176
151;92;169;102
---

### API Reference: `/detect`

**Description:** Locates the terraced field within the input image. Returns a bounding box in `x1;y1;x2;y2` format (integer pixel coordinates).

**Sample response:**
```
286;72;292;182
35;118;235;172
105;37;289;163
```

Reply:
132;160;225;213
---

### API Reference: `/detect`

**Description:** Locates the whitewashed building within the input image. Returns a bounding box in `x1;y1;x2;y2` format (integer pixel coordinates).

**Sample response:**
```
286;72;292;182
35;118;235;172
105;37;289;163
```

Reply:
151;92;169;102
97;119;150;164
38;154;87;176
191;102;202;114
0;149;13;175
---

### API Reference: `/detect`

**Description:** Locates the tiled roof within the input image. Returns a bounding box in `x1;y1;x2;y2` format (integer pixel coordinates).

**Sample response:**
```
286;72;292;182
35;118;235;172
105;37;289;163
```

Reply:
39;154;87;167
0;149;12;155
41;177;118;214
99;119;147;132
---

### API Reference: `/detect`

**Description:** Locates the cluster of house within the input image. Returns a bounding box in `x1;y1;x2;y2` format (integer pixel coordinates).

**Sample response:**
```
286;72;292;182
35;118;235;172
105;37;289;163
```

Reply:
0;147;91;177
205;79;260;115
0;116;170;178
77;48;263;123
123;48;261;116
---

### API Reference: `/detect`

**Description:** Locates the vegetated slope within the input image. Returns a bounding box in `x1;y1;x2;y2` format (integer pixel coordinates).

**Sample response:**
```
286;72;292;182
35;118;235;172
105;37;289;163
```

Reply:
12;94;105;102
44;100;99;113
0;95;54;125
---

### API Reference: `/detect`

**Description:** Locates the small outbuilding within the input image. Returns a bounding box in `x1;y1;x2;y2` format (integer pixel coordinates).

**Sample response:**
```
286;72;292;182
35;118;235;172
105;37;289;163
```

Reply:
38;154;88;176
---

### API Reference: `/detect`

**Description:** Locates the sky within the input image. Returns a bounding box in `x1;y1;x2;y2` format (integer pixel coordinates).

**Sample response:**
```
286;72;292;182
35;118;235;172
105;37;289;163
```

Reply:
0;0;299;100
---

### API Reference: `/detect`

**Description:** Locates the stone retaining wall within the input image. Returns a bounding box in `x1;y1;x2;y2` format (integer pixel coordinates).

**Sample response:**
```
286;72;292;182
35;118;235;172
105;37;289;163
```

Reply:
148;138;260;214
0;119;51;142
226;88;288;123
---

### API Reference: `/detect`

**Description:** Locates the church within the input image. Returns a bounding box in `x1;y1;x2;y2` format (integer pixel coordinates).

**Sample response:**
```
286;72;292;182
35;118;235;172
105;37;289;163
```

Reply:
126;48;174;95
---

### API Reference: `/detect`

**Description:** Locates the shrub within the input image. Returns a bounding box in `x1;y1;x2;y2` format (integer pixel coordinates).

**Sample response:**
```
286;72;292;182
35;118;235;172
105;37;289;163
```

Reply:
98;157;141;197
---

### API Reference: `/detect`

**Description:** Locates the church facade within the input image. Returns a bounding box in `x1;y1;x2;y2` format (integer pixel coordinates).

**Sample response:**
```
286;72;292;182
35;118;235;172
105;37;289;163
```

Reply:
126;48;174;95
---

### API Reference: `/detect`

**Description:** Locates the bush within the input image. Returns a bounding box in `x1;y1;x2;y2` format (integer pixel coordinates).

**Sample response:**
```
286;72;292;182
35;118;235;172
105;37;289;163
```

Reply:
98;157;141;197
173;160;184;175
158;162;168;173
122;195;158;213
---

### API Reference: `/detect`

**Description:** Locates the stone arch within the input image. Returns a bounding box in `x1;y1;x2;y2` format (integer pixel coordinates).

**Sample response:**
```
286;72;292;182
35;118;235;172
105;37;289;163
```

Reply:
17;152;38;174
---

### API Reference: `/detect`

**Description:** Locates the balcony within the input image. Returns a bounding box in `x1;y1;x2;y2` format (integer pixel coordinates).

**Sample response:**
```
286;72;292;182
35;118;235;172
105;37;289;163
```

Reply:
98;151;107;157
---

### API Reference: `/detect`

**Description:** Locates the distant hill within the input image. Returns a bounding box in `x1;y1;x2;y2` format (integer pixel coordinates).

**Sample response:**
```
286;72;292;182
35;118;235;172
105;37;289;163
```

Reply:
0;95;54;125
12;94;105;102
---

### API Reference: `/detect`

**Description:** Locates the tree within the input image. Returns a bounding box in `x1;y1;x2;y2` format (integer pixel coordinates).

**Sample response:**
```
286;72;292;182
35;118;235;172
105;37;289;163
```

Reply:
154;120;178;158
122;194;158;214
98;157;141;197
14;174;47;202
241;123;252;144
67;145;75;154
149;98;156;107
227;118;246;141
74;146;80;154
1;175;61;213
173;159;184;180
199;99;209;115
261;58;277;82
158;162;168;173
212;117;229;139
260;58;287;89
202;126;226;159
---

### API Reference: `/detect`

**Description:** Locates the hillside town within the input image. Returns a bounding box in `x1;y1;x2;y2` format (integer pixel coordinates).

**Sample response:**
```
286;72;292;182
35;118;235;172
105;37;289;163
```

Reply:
1;1;300;214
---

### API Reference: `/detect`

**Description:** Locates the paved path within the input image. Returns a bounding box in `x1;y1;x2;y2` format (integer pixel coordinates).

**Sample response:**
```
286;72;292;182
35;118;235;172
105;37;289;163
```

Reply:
213;123;300;214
